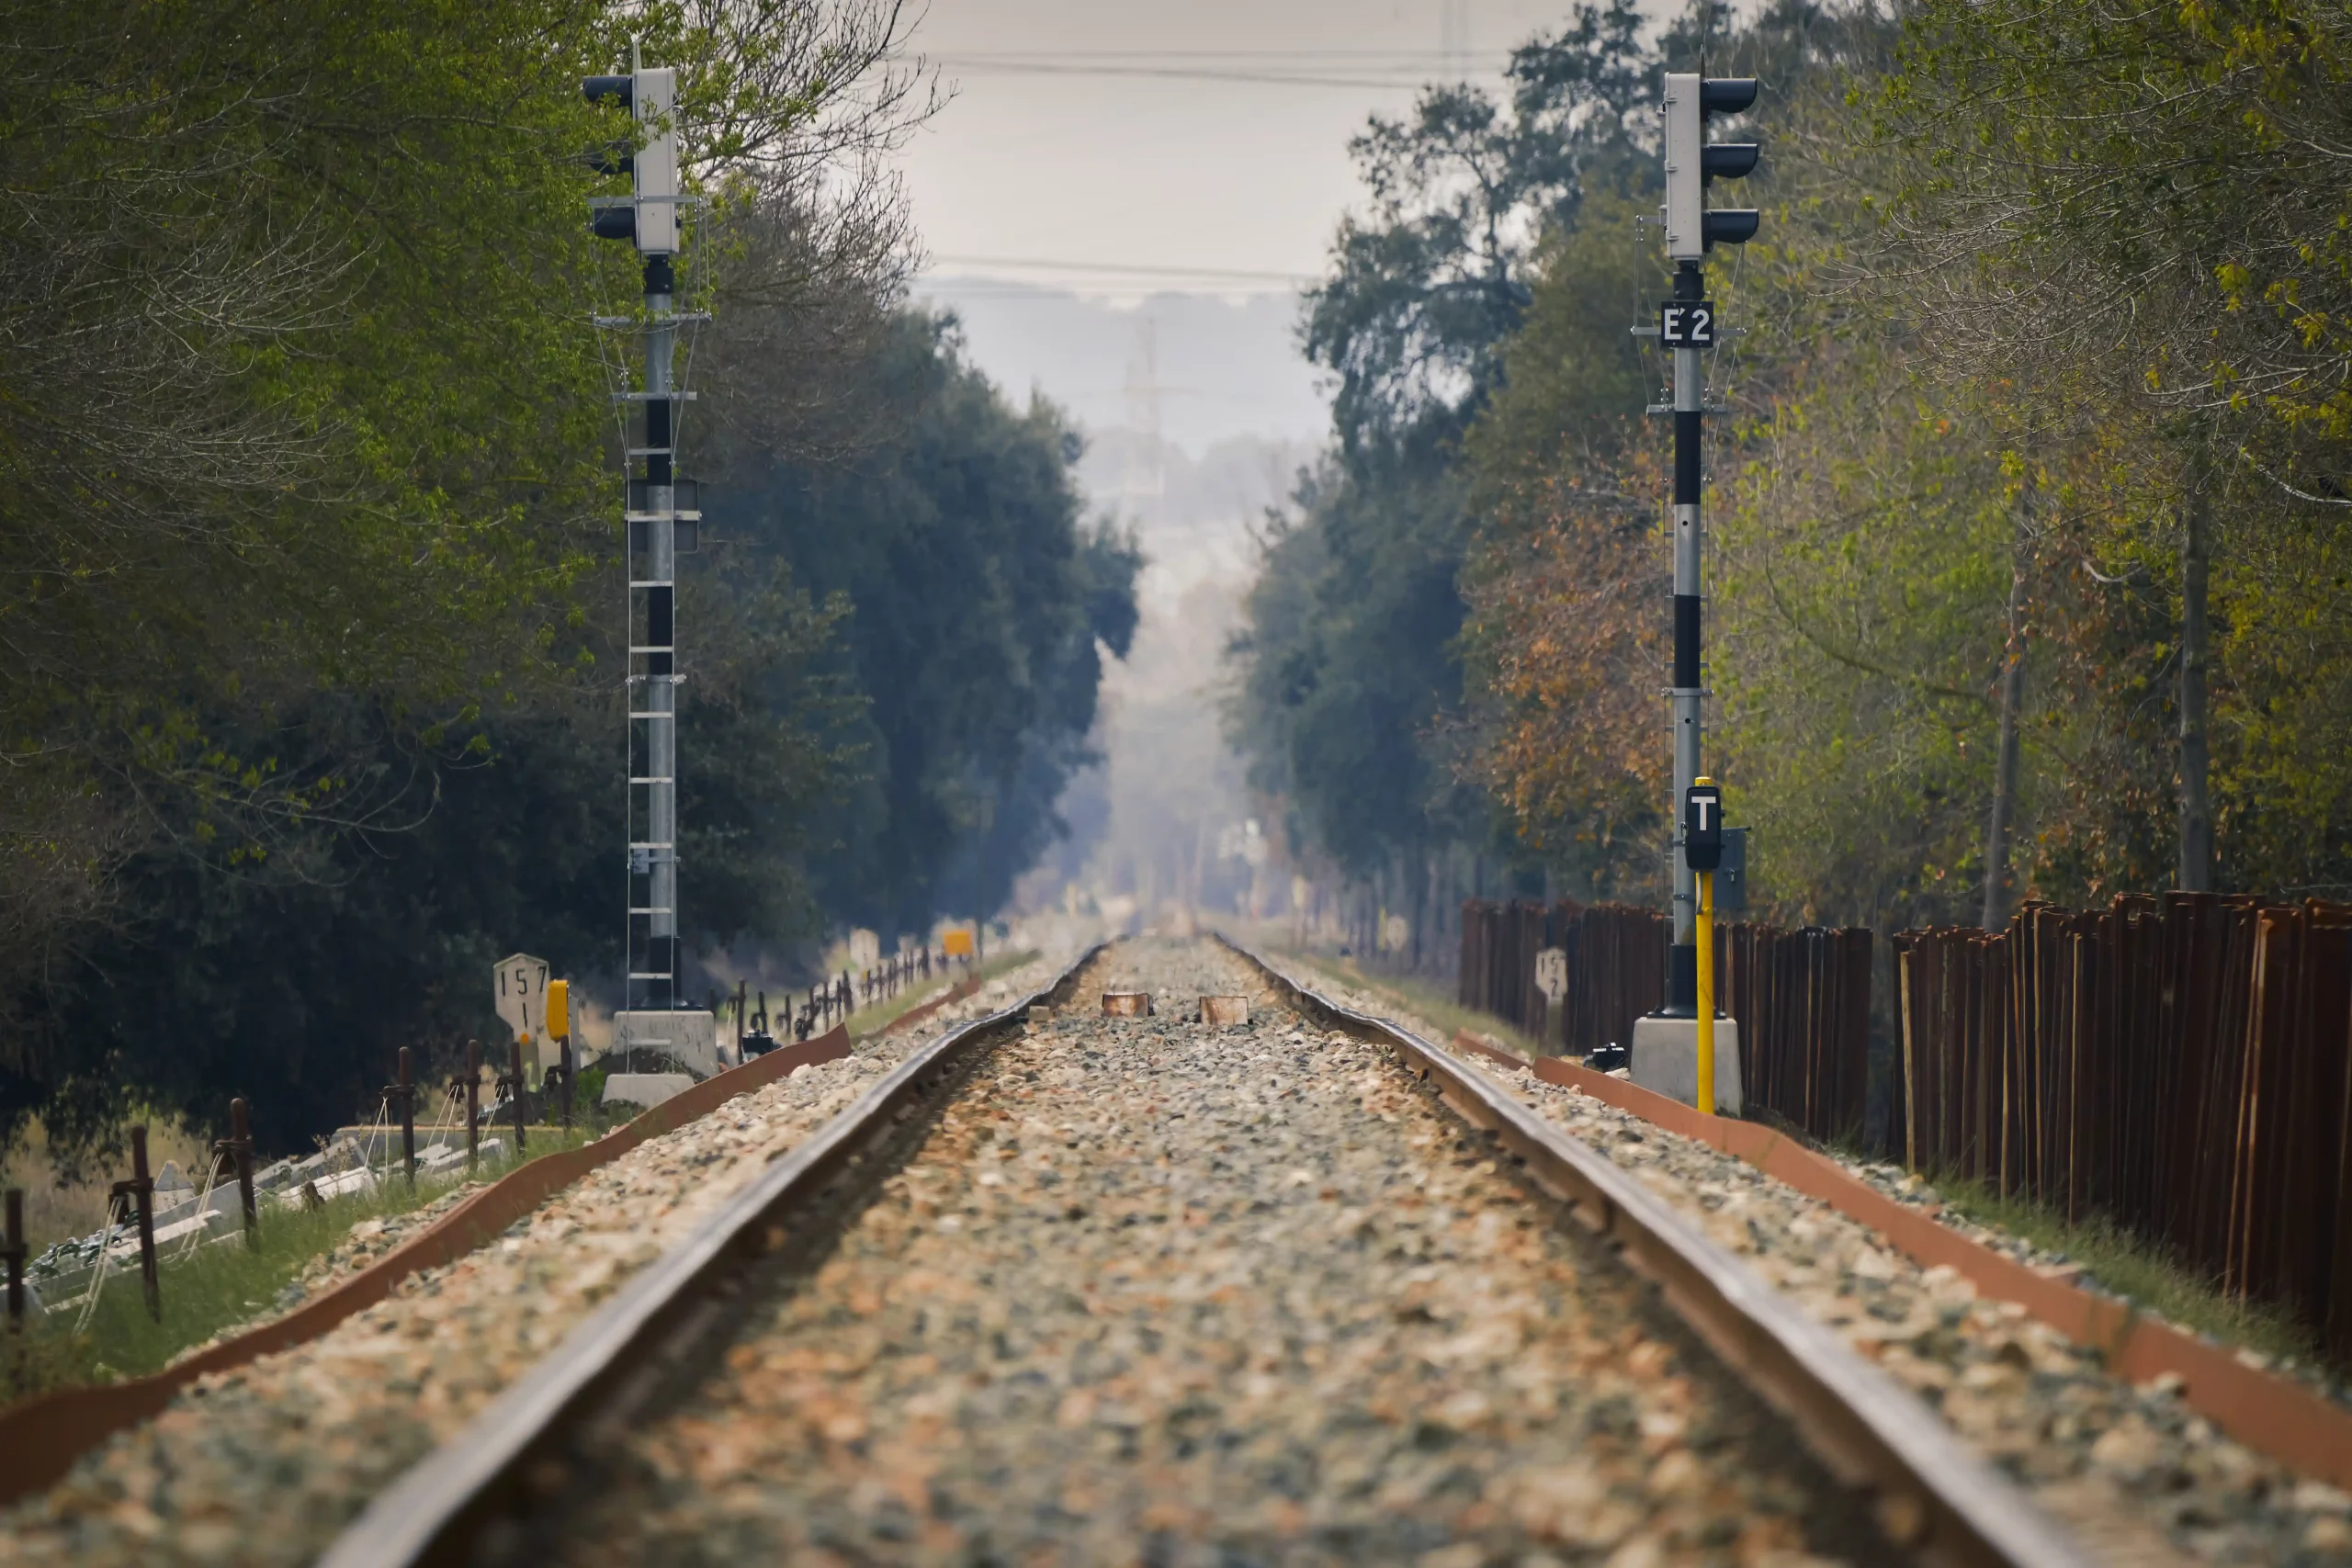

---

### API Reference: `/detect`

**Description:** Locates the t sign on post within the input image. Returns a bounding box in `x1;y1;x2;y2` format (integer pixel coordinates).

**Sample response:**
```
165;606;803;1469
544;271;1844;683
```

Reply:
1683;779;1724;1117
1683;782;1724;871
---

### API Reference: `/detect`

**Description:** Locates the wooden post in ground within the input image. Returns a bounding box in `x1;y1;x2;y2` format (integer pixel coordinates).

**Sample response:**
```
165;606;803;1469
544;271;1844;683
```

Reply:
464;1041;482;1169
110;1128;161;1322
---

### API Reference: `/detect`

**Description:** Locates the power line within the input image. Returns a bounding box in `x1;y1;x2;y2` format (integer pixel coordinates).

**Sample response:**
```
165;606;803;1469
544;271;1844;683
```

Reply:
933;60;1447;89
923;254;1316;285
926;50;1496;62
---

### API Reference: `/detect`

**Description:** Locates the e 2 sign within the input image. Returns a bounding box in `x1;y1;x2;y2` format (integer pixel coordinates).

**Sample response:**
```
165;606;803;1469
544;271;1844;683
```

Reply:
1659;299;1716;348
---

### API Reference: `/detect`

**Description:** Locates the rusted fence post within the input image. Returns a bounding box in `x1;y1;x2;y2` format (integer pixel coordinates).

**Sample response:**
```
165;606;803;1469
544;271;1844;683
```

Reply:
4;1188;22;1398
109;1127;160;1323
3;1190;25;1331
214;1098;257;1247
401;1047;418;1183
503;1040;529;1156
463;1040;482;1169
548;1043;571;1142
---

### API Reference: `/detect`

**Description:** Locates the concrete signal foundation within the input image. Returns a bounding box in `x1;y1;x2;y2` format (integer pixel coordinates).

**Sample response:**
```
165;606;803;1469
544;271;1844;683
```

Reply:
1629;1014;1743;1115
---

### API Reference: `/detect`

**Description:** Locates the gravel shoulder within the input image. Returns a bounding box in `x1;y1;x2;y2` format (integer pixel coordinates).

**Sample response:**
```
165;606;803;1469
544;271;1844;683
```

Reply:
0;950;1072;1568
1283;957;2352;1567
548;936;1893;1568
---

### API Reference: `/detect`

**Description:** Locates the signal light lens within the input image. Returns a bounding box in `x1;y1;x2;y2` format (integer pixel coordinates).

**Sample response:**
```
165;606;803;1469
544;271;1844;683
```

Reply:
1702;210;1760;249
592;207;637;243
1699;77;1758;115
1702;143;1759;182
583;74;633;108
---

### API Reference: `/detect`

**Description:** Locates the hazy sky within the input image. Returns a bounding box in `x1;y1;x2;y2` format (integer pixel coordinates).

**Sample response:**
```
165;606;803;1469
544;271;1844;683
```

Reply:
894;0;1577;299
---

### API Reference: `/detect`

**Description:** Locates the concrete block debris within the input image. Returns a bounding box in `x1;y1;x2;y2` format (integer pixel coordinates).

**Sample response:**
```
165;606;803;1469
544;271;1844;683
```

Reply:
1198;995;1250;1026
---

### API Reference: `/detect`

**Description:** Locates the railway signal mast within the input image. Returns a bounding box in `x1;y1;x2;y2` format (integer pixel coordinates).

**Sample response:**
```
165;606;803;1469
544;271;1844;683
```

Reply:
586;58;718;1076
1629;72;1758;1110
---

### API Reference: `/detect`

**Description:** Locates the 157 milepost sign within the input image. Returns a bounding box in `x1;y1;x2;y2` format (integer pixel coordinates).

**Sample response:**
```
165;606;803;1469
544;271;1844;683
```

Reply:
493;953;551;1041
1659;299;1717;348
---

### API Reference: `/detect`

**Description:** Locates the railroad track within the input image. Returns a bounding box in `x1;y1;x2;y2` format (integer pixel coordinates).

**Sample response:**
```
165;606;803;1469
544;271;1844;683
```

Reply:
318;934;2088;1568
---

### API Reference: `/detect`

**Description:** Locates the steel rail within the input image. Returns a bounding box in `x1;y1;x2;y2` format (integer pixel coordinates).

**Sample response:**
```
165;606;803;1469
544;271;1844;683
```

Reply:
1216;931;2092;1568
316;943;1104;1568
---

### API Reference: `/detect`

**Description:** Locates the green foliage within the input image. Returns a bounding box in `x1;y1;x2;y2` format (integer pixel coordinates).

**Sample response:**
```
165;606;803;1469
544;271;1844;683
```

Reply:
0;0;1135;1168
17;568;848;1155
6;1138;588;1402
707;313;1140;936
1930;1175;2321;1371
1231;4;1660;891
1303;0;1654;450
1440;0;2352;923
1233;451;1471;877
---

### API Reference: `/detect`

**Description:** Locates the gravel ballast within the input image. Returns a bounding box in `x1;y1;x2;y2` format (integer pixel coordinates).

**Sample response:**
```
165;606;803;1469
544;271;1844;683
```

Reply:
1285;954;2352;1567
0;951;1070;1568
549;937;1892;1567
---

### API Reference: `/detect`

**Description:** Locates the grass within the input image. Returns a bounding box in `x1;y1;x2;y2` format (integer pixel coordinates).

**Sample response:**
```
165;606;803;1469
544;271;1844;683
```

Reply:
2;1116;219;1254
848;950;1041;1039
1925;1174;2326;1370
0;951;1053;1409
4;1132;593;1406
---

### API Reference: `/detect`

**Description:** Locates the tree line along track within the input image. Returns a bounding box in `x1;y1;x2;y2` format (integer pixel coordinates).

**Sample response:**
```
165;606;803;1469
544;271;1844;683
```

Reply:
317;935;2088;1568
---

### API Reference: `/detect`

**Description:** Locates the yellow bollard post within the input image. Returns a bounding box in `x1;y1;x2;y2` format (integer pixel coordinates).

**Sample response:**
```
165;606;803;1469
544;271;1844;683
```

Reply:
1696;867;1716;1116
1683;773;1725;1117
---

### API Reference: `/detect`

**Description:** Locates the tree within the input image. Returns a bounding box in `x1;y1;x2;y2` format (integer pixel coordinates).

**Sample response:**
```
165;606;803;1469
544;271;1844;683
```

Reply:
1879;0;2352;893
1230;3;1660;923
706;312;1139;939
0;0;935;1158
1451;0;2352;931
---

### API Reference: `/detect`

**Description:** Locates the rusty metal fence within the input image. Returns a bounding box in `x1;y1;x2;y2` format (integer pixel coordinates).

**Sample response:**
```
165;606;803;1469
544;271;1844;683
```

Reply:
1468;889;2352;1357
1458;900;1871;1143
1721;922;1875;1146
1894;894;2352;1359
1458;899;1662;1057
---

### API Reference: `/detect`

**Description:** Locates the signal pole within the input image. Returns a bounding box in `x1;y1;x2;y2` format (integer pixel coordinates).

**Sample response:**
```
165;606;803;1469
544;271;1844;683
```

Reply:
1626;71;1757;1108
586;61;711;1066
638;243;680;1013
1668;258;1705;1013
1657;72;1757;1017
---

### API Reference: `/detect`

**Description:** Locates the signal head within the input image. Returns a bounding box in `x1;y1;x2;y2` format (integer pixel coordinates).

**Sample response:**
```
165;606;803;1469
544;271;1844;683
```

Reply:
1663;73;1764;264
